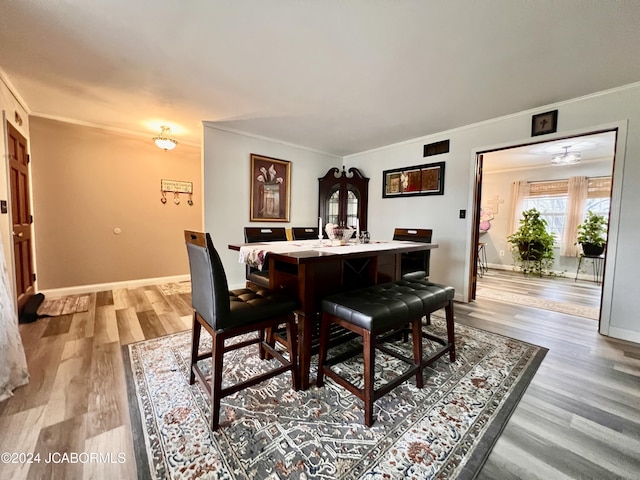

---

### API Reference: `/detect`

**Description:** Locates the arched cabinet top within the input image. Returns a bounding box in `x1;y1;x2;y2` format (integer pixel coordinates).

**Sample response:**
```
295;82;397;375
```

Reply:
318;166;369;185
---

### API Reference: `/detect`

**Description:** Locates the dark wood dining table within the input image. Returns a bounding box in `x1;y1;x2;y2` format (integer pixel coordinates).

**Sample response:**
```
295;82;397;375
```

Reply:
229;239;439;389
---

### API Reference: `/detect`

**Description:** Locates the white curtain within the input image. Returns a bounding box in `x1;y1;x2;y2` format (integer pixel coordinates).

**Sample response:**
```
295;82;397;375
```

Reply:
561;176;588;257
509;181;530;234
0;232;29;402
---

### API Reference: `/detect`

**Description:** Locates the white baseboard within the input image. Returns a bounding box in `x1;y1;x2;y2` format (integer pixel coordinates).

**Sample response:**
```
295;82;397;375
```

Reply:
39;274;191;298
484;262;600;282
605;326;640;344
485;263;512;271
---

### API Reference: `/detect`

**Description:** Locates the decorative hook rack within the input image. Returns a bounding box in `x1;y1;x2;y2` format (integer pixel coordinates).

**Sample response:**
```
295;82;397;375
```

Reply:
161;179;194;206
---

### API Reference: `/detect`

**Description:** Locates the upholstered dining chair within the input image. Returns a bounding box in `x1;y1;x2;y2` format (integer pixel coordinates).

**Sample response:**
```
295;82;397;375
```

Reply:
393;228;434;331
184;230;298;431
243;227;288;288
392;228;433;280
291;227;319;240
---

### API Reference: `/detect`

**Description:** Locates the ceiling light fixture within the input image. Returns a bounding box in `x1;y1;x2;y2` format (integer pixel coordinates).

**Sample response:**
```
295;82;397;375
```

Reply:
551;146;580;165
153;126;178;151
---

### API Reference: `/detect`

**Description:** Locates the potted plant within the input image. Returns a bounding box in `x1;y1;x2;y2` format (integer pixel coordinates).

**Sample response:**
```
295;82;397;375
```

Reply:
507;208;556;275
576;211;607;256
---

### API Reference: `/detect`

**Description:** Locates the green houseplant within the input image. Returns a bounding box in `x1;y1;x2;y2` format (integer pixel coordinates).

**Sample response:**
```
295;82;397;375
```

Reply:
507;208;556;275
576;211;607;256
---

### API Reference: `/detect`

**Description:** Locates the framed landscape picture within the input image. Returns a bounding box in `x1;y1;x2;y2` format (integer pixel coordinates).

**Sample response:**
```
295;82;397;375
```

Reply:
383;161;445;198
250;154;291;222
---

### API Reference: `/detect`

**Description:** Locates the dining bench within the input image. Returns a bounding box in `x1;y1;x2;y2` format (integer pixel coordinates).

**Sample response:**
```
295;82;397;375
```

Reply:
316;279;455;426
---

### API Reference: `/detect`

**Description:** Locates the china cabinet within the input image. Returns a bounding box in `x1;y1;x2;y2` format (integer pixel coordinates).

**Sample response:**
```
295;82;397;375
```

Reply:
318;167;369;231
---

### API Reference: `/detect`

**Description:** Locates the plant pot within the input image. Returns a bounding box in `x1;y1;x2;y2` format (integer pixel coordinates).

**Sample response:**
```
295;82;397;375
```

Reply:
581;242;605;256
518;241;545;261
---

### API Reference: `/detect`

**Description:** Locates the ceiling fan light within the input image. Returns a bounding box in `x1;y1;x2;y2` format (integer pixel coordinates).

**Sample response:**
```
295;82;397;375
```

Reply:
550;147;580;165
153;126;178;151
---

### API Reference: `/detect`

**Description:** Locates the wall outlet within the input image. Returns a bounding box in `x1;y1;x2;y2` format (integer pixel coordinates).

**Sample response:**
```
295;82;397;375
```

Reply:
499;250;505;257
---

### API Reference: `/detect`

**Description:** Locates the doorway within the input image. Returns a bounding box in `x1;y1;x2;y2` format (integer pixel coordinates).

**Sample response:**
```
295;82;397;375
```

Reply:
470;130;617;322
6;121;35;311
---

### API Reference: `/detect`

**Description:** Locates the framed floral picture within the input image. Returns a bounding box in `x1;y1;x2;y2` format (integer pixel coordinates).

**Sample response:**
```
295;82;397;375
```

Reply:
250;154;291;222
382;161;445;198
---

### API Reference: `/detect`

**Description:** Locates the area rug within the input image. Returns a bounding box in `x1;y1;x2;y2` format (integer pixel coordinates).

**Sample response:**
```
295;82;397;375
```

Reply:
124;318;546;479
36;294;90;316
475;287;599;320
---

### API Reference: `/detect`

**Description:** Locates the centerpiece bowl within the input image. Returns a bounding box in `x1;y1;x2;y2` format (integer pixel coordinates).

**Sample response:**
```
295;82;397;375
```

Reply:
325;224;355;246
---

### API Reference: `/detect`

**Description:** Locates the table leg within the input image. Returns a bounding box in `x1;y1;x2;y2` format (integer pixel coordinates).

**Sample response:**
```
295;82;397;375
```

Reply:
296;310;315;390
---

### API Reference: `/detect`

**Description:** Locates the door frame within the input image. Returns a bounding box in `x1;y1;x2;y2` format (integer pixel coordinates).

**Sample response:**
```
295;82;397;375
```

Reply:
468;121;627;336
5;117;36;312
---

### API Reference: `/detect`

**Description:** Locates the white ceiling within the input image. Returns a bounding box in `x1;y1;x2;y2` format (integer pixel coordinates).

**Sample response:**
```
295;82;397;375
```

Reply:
1;1;640;157
482;131;617;173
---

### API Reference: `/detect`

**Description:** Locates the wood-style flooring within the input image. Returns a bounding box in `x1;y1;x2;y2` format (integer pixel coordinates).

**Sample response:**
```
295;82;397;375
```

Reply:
1;273;638;479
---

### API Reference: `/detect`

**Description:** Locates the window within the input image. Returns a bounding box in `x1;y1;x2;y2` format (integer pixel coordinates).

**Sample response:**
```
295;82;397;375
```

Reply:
584;197;610;218
513;176;611;255
522;196;568;241
584;177;611;221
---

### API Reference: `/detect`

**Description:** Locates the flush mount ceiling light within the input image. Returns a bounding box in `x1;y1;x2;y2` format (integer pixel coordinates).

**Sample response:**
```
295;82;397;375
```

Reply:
153;126;178;151
551;146;580;165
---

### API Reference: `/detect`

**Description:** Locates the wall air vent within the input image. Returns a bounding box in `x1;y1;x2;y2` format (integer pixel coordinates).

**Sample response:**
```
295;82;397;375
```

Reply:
423;140;450;157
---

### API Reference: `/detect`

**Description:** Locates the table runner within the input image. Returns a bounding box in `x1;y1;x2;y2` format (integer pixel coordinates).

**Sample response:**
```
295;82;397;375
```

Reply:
239;240;421;270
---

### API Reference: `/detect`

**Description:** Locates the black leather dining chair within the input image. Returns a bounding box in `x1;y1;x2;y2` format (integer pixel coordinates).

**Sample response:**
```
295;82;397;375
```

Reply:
291;227;319;240
243;227;288;288
392;228;433;280
393;228;434;331
184;230;298;430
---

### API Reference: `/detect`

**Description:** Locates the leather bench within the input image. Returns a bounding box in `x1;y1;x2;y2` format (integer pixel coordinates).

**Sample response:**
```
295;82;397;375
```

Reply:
316;279;456;426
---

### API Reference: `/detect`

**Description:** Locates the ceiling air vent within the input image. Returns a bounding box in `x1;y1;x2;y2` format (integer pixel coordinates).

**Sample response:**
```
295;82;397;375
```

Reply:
423;140;450;157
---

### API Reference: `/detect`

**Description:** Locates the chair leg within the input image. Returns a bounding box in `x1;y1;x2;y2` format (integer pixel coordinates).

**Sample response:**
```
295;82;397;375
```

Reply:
402;326;409;343
259;328;271;359
316;314;331;387
363;330;375;427
285;317;299;390
210;331;225;431
189;313;201;385
412;318;424;388
445;301;456;362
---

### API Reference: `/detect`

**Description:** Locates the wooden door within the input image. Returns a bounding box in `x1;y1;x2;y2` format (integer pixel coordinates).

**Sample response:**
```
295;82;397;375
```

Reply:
7;121;34;311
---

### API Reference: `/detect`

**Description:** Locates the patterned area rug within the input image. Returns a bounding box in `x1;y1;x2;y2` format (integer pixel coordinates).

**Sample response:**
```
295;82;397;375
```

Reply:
475;287;599;320
37;295;90;316
124;319;546;479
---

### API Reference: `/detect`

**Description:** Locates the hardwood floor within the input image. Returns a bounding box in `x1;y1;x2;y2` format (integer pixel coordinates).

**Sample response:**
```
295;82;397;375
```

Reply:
1;275;638;479
0;286;192;480
472;270;639;480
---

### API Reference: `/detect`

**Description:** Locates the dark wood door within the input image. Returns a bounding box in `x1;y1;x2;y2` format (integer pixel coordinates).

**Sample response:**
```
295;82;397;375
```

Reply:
7;121;35;311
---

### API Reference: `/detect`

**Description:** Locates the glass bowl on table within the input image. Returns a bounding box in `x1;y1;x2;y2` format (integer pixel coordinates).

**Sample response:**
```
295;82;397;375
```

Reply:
324;223;355;246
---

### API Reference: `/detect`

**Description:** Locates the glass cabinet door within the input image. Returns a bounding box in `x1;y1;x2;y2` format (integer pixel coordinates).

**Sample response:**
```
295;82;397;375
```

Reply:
327;188;340;225
345;187;358;228
319;167;369;231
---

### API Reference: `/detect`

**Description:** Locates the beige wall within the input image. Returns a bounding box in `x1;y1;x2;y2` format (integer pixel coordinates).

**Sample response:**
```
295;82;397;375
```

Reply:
30;118;202;290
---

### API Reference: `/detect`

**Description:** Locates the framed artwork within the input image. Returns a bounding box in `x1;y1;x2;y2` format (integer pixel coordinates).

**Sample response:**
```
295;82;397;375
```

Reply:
250;154;291;222
531;110;558;136
382;161;445;198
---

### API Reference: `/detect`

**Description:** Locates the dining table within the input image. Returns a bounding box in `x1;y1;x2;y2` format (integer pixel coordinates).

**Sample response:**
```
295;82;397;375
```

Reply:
229;238;439;389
